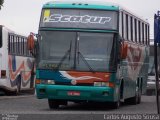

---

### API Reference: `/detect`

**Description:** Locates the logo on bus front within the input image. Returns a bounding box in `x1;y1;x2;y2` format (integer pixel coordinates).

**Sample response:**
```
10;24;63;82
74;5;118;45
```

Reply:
43;14;112;24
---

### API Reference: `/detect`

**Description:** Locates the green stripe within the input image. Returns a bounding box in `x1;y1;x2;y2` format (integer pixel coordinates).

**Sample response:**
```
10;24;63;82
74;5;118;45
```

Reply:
43;3;119;11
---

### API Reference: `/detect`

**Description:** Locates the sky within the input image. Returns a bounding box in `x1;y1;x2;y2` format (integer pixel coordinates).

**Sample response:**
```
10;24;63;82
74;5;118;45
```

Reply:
0;0;160;38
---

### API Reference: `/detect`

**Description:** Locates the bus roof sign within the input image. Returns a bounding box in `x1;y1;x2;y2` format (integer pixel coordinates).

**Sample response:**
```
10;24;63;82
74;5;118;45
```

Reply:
40;9;118;30
44;14;112;24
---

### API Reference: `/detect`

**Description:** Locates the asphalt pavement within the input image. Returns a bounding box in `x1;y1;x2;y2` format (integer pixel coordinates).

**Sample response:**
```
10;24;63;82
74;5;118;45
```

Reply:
0;95;159;120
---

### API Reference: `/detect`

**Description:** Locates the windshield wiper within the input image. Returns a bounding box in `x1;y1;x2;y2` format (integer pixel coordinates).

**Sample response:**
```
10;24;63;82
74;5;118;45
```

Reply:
76;33;95;73
78;51;95;73
54;41;72;70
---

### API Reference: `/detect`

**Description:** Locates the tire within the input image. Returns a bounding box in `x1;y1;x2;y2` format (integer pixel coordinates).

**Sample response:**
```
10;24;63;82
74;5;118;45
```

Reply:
137;88;141;104
112;100;120;109
125;86;141;105
112;88;121;109
48;99;59;109
16;76;21;95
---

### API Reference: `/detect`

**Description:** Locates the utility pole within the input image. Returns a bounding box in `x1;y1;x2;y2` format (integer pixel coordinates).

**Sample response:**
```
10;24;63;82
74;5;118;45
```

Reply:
154;11;160;114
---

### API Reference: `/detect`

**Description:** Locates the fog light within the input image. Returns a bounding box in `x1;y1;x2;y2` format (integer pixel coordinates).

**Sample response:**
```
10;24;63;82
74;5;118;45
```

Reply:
39;89;46;94
71;80;77;85
102;91;109;96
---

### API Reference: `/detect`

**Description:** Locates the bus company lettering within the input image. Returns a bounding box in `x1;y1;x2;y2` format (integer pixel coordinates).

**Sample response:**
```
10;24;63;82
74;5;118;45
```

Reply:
44;14;112;24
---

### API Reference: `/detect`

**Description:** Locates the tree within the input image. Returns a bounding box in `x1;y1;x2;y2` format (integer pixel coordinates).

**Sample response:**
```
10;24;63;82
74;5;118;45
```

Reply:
0;0;4;10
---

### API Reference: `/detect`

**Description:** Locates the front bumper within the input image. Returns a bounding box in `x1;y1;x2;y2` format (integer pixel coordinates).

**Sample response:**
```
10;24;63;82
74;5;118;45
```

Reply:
36;84;115;102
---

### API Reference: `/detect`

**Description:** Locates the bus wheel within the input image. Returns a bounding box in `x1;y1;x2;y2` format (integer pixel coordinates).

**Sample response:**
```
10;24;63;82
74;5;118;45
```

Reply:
112;99;120;109
48;99;59;109
137;87;141;104
112;90;121;109
16;76;21;95
125;86;141;105
133;86;141;104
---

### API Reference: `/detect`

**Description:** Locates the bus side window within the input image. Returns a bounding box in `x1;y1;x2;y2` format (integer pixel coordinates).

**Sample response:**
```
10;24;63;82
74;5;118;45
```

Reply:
0;39;2;48
138;20;141;43
145;24;148;45
123;13;126;40
142;23;145;44
147;25;150;45
0;27;2;48
128;15;131;41
122;12;124;38
126;14;129;40
8;35;11;53
119;11;123;37
130;16;133;42
134;19;137;43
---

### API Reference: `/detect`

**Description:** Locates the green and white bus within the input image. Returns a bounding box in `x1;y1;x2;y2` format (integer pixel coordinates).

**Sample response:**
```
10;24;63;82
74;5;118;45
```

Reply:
28;0;150;109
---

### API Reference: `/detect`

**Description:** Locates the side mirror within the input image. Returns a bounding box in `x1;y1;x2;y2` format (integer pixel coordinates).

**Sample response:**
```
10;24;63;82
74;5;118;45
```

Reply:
121;41;128;59
27;33;35;51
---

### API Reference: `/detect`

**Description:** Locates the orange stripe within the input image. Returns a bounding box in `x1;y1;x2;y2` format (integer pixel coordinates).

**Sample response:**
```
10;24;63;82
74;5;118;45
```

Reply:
67;71;110;84
8;55;31;81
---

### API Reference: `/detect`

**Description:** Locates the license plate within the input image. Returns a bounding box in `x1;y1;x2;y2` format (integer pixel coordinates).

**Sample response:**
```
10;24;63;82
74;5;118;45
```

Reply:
67;91;80;96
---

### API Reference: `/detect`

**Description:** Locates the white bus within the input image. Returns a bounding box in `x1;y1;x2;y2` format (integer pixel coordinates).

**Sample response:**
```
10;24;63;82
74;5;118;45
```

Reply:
0;25;35;95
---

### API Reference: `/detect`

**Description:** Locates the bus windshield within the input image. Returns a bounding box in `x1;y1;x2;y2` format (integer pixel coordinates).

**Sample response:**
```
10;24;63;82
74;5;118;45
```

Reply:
38;31;116;72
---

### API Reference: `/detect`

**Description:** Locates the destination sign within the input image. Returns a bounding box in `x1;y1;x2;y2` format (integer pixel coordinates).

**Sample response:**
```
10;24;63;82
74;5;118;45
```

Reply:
40;9;118;30
44;14;112;24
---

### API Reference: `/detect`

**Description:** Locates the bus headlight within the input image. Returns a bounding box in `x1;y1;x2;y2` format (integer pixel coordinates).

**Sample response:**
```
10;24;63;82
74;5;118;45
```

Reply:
94;82;109;87
94;82;115;87
47;80;55;84
94;82;102;86
36;79;55;84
